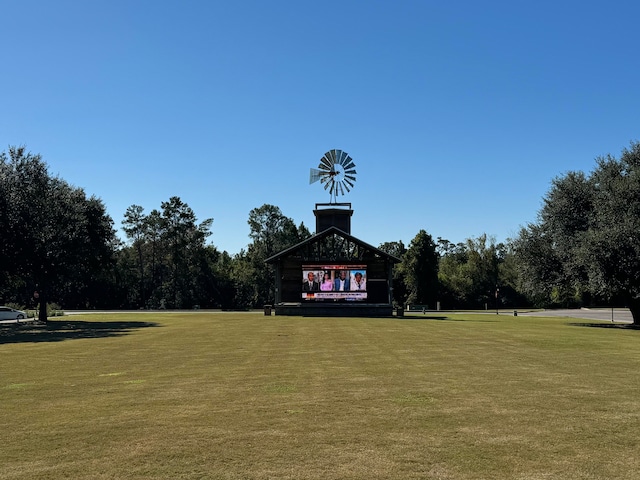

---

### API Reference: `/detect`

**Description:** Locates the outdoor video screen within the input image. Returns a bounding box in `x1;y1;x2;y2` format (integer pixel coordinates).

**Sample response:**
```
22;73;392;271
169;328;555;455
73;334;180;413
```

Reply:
301;264;367;301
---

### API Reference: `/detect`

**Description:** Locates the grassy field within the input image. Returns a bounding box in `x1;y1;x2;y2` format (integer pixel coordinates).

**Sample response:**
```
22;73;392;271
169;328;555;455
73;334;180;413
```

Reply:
1;311;640;479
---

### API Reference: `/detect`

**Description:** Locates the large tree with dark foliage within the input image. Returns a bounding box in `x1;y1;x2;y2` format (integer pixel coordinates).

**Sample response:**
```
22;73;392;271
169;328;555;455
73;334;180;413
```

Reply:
243;204;310;307
161;196;213;308
514;141;640;323
0;146;116;320
401;230;439;308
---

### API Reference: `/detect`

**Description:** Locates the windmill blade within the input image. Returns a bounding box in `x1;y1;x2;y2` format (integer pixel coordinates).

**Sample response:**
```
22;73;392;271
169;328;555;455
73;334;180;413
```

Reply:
344;177;355;190
318;155;332;170
344;167;357;176
343;181;352;193
309;168;323;184
338;181;345;196
344;173;356;183
323;179;331;190
327;150;337;163
343;160;356;170
336;150;347;165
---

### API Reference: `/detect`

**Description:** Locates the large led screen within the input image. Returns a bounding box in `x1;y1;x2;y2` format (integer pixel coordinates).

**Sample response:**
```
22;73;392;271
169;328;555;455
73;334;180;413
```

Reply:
301;264;367;301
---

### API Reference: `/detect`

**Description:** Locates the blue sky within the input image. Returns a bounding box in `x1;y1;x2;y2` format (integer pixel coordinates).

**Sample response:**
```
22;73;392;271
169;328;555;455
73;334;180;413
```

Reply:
2;1;639;254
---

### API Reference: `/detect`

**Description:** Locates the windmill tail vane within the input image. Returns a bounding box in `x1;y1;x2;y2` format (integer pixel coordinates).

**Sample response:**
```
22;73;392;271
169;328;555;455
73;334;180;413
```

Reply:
309;149;357;203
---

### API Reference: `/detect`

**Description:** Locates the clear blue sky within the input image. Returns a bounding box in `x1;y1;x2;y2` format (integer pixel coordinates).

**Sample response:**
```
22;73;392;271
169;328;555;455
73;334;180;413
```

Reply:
2;1;639;254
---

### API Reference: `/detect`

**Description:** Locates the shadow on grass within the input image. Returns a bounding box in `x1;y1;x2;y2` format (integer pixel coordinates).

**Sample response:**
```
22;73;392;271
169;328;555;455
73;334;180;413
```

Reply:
0;319;159;344
568;322;640;331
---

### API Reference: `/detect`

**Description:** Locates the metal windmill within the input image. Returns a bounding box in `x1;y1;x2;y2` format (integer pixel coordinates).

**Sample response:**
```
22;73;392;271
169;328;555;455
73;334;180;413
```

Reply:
309;149;357;203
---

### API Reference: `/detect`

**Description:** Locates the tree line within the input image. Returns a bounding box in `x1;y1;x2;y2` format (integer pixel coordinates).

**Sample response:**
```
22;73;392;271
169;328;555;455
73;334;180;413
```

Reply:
3;142;640;324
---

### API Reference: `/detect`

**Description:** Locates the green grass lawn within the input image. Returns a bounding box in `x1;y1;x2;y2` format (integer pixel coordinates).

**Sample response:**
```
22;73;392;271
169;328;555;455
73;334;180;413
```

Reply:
2;312;640;479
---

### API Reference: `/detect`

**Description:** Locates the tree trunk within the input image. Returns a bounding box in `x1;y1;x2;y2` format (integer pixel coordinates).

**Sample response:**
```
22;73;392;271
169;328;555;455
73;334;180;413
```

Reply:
628;298;640;325
38;290;48;323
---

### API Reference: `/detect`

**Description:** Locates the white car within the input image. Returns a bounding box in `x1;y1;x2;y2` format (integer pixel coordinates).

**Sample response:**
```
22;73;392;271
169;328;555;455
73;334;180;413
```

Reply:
0;306;27;321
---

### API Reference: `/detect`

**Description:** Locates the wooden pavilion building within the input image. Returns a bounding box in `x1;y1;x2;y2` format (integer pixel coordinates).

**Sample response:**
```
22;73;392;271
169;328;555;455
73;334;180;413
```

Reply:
265;203;401;316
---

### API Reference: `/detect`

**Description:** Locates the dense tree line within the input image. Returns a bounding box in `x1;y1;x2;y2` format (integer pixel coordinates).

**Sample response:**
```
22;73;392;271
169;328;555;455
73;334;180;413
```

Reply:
382;232;523;310
118;203;309;309
3;142;640;321
118;198;220;309
0;147;313;315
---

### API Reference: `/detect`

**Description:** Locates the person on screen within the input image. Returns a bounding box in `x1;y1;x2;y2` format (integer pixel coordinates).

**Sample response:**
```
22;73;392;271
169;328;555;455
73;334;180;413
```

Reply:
350;272;366;291
303;271;319;291
334;270;350;291
320;272;333;291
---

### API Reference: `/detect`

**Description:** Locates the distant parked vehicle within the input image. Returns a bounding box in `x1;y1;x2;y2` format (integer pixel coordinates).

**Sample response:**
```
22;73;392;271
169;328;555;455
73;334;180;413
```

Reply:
0;306;27;321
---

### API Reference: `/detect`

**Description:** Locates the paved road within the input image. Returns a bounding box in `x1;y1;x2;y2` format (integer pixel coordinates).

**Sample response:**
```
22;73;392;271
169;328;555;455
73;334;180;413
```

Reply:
0;318;36;325
516;308;633;323
1;308;634;323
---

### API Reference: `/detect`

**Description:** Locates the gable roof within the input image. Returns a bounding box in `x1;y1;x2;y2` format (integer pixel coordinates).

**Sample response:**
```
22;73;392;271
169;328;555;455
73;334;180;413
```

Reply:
265;226;401;264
